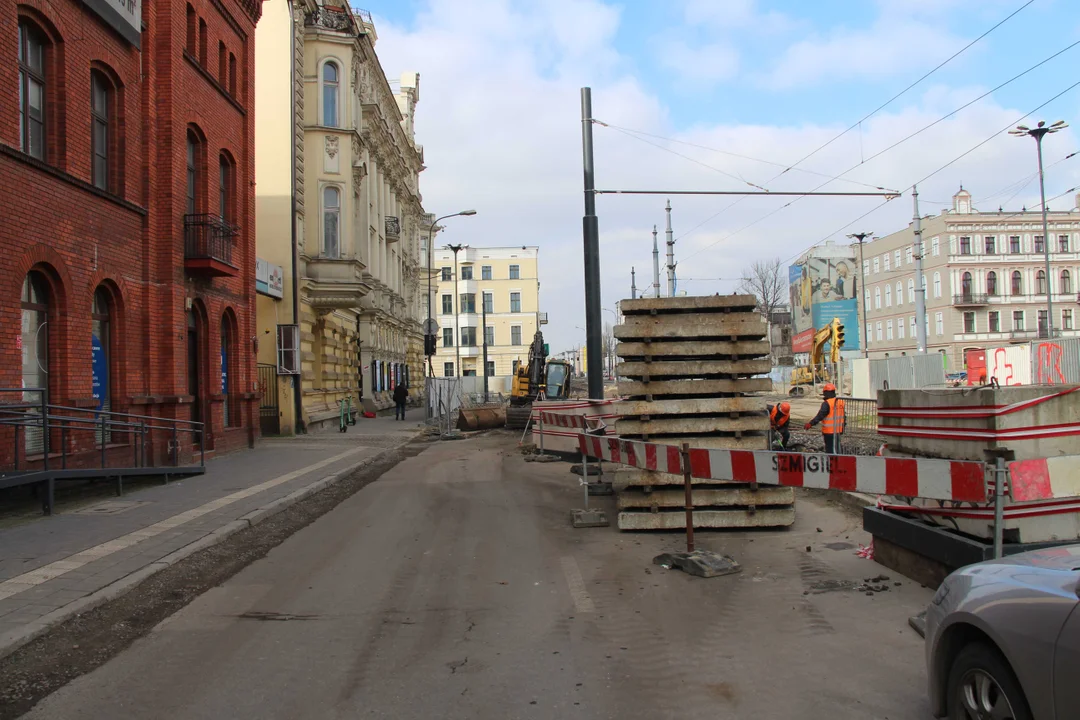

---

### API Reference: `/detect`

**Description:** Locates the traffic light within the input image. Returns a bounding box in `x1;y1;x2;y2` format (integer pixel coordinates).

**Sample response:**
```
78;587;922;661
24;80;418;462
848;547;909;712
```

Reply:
830;318;845;363
424;334;437;356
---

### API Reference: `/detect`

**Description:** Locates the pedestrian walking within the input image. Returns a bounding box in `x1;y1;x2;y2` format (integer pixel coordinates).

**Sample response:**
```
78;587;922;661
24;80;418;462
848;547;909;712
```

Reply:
804;383;845;454
393;381;409;421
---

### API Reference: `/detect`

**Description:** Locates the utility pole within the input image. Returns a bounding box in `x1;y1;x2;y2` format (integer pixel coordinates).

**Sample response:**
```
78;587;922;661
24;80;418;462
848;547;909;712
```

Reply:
651;225;660;299
913;187;928;354
580;88;603;400
481;291;489;402
847;231;872;358
631;267;637;299
665;200;675;297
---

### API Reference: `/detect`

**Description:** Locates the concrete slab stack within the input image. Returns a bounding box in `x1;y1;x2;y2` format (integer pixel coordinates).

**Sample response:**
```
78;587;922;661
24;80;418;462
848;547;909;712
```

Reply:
612;295;795;530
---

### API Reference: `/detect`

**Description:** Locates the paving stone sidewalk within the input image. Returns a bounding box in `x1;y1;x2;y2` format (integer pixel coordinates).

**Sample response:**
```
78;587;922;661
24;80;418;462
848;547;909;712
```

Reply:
0;410;426;657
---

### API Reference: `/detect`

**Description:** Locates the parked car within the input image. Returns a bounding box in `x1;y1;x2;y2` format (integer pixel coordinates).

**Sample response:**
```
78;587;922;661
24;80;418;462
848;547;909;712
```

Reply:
925;546;1080;719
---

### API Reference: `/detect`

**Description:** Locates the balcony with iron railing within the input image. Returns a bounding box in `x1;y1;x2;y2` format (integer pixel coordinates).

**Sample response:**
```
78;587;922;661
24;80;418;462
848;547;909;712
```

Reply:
952;292;989;306
184;214;239;278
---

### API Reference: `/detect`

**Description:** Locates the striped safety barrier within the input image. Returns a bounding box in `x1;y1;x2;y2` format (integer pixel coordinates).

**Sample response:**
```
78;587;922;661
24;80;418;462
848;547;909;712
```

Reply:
577;435;989;502
1007;455;1080;502
538;411;588;430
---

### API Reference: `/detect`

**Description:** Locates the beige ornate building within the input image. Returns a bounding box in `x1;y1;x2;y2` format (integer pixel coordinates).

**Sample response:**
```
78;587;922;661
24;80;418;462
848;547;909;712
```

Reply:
255;1;426;432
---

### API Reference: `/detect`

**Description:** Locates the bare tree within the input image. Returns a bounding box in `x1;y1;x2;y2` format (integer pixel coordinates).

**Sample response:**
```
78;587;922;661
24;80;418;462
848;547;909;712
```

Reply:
737;257;786;321
602;322;617;378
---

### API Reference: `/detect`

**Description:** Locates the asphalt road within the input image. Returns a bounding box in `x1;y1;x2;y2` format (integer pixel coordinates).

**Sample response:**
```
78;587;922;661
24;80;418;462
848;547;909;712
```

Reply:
23;432;934;720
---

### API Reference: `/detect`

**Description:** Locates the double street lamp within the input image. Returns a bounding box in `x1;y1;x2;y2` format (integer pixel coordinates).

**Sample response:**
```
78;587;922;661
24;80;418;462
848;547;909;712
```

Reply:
1009;120;1068;339
425;210;476;376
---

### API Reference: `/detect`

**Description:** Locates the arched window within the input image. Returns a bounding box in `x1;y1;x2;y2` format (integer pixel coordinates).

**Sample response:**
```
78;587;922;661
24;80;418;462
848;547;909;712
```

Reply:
22;272;50;454
1011;270;1023;296
896;281;903;305
18;20;48;160
874;287;881;310
187;131;200;214
1036;270;1047;295
323;62;339;127
987;271;997;296
220;315;235;427
323;186;340;258
1062;270;1072;294
885;285;892;307
961;271;972;297
218;153;235;222
92;288;112;443
908;278;915;302
91;71;112;191
933;272;941;298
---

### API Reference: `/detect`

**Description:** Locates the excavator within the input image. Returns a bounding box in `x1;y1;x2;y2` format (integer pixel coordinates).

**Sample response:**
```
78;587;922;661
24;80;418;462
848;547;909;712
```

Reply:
789;317;845;396
505;330;573;428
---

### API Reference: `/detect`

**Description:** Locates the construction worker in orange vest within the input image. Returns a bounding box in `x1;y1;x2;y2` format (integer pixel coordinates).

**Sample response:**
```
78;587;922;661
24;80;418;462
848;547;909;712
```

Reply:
805;383;845;454
768;401;791;449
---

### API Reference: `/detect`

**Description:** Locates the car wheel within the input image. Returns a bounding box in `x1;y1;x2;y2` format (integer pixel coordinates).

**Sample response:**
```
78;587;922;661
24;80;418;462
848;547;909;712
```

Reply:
946;642;1032;720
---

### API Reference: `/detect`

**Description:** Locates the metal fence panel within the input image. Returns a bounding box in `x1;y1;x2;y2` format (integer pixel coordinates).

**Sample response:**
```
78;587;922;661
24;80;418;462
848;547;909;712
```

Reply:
839;396;878;435
1031;336;1080;384
868;358;890;392
987;345;1031;386
911;354;946;388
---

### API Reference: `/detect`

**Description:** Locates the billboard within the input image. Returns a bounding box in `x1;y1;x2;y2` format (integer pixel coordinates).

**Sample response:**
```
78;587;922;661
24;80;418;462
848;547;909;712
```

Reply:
789;253;860;353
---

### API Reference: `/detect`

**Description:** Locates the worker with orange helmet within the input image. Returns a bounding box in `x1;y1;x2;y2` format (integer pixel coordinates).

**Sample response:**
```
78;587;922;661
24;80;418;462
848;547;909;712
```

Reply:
767;401;791;449
805;383;846;454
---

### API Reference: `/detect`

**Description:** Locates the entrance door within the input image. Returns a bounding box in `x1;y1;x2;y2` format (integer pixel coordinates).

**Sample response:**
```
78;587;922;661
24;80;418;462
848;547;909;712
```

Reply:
187;310;202;445
21;273;48;455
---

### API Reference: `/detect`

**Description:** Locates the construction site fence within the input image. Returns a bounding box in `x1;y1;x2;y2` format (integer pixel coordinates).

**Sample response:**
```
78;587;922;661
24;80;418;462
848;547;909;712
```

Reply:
425;376;513;427
839;396;878;435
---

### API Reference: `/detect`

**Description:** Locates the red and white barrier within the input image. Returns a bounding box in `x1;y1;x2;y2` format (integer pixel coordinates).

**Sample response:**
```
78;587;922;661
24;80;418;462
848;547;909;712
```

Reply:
578;435;989;502
538;411;587;429
1007;455;1080;502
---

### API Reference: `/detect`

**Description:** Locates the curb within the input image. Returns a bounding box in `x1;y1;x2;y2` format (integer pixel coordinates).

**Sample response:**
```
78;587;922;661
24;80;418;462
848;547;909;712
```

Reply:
0;432;422;661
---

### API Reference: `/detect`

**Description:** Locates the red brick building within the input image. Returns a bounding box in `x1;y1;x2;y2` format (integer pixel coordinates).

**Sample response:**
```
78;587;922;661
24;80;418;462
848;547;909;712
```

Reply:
1;0;263;465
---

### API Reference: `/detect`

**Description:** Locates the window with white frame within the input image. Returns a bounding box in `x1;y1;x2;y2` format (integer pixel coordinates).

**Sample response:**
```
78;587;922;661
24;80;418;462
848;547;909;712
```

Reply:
894;250;901;267
959;236;971;255
885;285;892;307
906;247;913;264
932;238;939;256
874;287;881;309
1060;235;1070;252
873;257;880;274
910;316;916;337
963;312;975;333
884;254;891;272
935;312;943;336
866;323;872;346
322;186;340;258
863;260;870;276
1010;236;1020;253
898;318;905;339
1013;310;1024;331
908;278;915;302
864;290;871;310
985;236;996;254
510;292;521;313
896;281;903;305
988;311;999;333
322;61;339;127
510;325;522;345
1064;309;1074;330
876;322;882;341
886;319;893;340
933;272;941;298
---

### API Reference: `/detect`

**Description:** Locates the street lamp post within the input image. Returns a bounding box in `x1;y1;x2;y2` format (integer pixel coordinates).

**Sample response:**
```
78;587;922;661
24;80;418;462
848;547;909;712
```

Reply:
1010;120;1068;339
426;211;477;376
446;243;468;377
847;232;873;358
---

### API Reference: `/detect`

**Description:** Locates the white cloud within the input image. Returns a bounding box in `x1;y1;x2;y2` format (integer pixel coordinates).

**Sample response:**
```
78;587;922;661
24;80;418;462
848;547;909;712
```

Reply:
659;40;740;87
369;0;1080;351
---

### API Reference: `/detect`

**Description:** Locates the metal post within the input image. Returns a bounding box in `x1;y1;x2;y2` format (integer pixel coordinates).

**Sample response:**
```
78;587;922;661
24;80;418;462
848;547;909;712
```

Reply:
40;391;49;472
447;244;464;378
994;456;1006;560
100;414;107;468
631;267;637;299
482;293;489;403
1036;134;1055;338
581;441;590;510
538;413;544;454
665;200;675;297
651;226;660;298
681;443;695;553
580;87;604;400
140;421;147;467
848;231;871;358
61;425;67;470
172;422;179;467
913;187;928;354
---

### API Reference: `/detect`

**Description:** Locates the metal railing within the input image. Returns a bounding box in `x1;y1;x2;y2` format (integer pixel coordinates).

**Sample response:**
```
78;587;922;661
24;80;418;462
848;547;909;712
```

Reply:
184;213;238;266
952;293;989;306
839;396;878;435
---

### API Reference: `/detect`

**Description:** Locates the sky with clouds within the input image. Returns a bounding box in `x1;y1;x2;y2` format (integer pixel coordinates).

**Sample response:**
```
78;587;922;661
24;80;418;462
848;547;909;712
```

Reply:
362;0;1080;352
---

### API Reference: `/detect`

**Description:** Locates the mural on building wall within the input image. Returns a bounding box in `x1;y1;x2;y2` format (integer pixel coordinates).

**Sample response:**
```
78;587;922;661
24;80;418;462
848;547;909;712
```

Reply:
789;255;860;353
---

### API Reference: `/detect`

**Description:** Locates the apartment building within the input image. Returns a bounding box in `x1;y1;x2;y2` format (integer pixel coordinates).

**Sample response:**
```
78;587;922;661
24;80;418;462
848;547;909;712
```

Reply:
430;247;541;377
3;0;263;461
863;188;1080;368
255;1;426;431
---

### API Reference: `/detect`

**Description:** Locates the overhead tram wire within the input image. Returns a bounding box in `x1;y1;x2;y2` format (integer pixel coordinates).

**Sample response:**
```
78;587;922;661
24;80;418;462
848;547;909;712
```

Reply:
783;82;1080;266
677;42;1080;267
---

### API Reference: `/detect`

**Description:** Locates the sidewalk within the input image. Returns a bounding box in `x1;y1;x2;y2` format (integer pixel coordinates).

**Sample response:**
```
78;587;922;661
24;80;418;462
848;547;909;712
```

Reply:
0;409;427;658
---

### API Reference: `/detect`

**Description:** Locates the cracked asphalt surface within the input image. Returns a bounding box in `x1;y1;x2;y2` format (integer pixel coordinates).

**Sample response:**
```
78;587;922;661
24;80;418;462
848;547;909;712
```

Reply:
17;432;935;719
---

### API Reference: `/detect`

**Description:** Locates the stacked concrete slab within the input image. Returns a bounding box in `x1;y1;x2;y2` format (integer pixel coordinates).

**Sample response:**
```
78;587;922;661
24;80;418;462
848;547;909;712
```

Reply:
613;295;796;530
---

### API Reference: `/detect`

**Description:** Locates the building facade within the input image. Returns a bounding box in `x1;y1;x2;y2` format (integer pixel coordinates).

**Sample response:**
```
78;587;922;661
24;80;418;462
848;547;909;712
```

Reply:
430;247;541;377
3;0;262;463
863;188;1080;368
255;1;426;432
